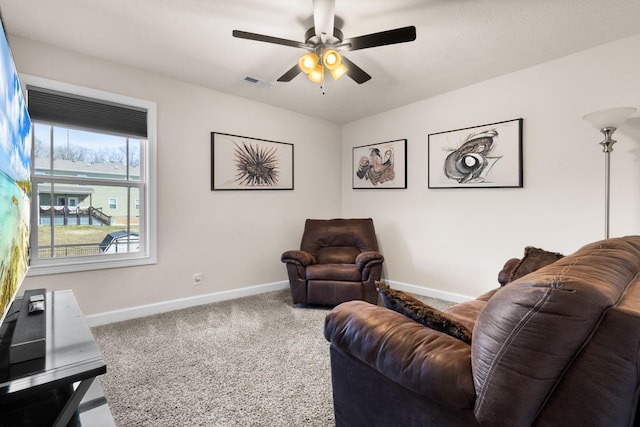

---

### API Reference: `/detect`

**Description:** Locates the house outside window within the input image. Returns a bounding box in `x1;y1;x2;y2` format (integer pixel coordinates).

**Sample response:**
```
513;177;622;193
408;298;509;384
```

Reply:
24;75;157;274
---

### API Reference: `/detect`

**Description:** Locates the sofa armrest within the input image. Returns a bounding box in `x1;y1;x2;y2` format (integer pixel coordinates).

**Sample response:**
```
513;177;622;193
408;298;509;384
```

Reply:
354;251;384;270
497;257;520;285
324;301;476;410
281;250;316;266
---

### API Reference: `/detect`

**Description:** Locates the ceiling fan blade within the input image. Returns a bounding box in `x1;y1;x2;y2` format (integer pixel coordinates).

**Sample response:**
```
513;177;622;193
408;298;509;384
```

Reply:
277;64;302;82
344;26;416;51
232;30;307;49
340;56;371;84
313;0;335;39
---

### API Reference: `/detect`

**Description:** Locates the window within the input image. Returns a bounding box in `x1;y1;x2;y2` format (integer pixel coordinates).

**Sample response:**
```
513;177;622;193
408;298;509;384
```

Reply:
24;75;157;274
56;197;78;207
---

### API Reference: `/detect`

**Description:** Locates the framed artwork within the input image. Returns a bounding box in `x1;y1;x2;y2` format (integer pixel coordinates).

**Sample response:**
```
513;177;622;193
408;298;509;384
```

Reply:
428;118;523;189
352;139;407;189
211;132;294;190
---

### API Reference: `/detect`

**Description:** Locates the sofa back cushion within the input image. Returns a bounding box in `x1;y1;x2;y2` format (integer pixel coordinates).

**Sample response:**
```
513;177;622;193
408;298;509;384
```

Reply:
534;277;640;426
316;246;361;264
471;236;640;427
300;218;379;264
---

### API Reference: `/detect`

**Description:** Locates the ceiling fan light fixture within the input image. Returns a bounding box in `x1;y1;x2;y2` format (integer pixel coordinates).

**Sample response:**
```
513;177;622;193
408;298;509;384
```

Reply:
322;49;341;70
329;63;348;80
299;52;319;74
233;4;418;87
308;63;324;83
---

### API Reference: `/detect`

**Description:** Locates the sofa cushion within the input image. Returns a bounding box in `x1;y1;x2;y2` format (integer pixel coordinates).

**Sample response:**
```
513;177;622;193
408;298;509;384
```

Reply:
503;246;564;284
472;237;640;426
376;282;472;344
446;296;493;332
306;264;362;281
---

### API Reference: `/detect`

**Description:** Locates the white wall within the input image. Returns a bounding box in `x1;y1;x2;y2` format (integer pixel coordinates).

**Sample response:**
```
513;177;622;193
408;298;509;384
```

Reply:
342;34;640;299
11;36;342;315
9;33;640;316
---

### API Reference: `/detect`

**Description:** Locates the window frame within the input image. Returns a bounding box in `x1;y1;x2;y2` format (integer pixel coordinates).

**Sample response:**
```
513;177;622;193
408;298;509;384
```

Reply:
22;74;157;275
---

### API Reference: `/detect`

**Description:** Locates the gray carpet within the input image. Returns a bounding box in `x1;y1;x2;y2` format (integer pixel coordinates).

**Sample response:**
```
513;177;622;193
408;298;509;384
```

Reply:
91;289;454;426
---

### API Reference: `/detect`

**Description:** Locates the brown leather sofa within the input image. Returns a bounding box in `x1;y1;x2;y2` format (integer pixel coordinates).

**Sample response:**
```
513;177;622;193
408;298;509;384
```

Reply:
324;236;640;426
281;218;384;306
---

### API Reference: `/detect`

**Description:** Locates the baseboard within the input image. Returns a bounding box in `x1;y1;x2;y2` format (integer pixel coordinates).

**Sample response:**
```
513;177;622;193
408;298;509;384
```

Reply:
86;279;474;327
384;280;474;304
85;281;289;327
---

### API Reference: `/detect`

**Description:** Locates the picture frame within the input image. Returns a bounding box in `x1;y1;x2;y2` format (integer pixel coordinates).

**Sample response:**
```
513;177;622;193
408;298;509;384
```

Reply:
211;132;294;191
428;118;523;189
352;139;407;189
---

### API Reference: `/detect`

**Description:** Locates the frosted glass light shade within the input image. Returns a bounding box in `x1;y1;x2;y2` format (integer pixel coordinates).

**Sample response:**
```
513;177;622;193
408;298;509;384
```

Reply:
308;64;324;83
583;107;636;130
322;49;341;70
329;63;348;80
299;53;319;74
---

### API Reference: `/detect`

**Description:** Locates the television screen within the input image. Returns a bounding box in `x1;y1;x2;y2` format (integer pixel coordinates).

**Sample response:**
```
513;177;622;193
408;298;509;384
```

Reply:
0;17;32;328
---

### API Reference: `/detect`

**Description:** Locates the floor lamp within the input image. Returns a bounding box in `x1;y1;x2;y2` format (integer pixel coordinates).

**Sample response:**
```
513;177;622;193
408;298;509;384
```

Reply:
583;107;637;239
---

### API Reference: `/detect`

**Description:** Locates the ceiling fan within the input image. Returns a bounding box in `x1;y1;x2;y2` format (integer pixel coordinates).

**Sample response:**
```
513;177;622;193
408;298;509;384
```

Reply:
232;0;416;85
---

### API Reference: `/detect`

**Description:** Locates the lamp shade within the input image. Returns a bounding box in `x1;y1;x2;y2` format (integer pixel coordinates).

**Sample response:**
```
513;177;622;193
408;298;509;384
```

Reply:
299;53;319;74
322;49;342;70
329;63;348;80
308;63;324;83
583;107;637;130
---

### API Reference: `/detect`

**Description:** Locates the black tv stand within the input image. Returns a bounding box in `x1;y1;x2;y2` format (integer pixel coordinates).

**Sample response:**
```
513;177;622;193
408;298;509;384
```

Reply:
8;288;47;364
0;290;112;426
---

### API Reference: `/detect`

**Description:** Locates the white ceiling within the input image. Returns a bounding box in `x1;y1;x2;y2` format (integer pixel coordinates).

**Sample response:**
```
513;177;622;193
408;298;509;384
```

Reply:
1;0;639;124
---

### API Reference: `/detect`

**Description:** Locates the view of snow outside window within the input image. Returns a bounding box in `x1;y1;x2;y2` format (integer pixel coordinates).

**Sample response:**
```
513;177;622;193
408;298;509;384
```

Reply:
33;124;142;258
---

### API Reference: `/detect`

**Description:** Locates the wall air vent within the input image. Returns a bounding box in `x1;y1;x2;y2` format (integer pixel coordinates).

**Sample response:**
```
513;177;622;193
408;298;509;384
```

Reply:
243;76;274;89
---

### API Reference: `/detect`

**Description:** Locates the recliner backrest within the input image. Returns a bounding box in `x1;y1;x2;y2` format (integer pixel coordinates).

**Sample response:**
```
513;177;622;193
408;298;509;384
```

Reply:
471;237;640;427
300;218;379;264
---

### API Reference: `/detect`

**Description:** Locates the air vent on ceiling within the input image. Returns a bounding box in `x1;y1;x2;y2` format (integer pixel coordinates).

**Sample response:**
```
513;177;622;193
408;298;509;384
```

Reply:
243;76;274;89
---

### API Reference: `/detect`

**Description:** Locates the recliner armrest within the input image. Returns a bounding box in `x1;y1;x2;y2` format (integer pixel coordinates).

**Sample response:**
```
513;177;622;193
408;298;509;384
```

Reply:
355;251;384;270
324;301;475;410
281;250;316;266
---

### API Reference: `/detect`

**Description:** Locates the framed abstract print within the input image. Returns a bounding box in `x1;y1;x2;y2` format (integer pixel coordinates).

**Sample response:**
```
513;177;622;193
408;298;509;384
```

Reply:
211;132;294;190
428;118;523;189
352;139;407;189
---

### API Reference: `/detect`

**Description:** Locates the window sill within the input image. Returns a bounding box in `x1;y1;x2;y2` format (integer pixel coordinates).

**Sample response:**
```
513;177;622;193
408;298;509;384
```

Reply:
27;254;157;276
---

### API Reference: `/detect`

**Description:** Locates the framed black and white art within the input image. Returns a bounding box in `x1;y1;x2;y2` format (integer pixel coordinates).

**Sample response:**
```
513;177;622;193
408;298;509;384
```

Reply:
428;118;523;189
211;132;294;191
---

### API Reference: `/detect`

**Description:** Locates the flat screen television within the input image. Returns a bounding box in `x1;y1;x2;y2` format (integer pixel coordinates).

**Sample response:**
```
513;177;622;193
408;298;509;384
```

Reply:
0;16;32;332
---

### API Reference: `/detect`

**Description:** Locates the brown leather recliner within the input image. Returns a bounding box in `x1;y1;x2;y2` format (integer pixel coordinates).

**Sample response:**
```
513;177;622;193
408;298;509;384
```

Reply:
324;236;640;426
281;218;384;306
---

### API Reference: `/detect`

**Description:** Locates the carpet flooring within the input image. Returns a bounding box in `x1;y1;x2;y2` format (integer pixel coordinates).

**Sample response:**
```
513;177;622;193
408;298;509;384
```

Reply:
91;289;454;426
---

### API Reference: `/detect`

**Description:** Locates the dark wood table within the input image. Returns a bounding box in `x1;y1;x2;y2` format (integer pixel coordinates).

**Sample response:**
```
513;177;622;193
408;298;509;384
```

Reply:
0;290;111;426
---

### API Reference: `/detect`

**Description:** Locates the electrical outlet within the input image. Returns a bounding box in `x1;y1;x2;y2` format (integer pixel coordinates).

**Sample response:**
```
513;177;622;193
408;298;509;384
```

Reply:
193;273;203;286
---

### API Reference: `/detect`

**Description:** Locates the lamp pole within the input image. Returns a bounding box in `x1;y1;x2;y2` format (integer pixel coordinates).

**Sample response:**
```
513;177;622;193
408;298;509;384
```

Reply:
600;127;617;239
583;107;636;240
